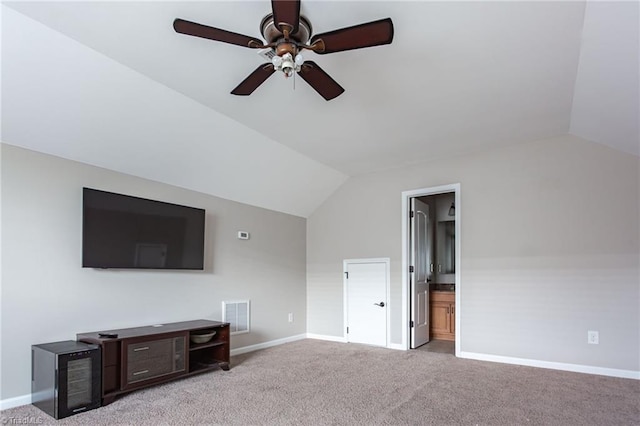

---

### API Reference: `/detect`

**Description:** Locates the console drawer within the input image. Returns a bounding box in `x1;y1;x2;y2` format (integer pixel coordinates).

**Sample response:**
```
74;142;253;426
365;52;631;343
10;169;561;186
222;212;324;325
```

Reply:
125;336;186;385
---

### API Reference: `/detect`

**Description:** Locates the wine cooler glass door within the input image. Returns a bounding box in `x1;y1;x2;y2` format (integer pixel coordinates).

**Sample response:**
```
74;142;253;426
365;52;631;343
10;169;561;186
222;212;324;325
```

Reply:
57;350;102;418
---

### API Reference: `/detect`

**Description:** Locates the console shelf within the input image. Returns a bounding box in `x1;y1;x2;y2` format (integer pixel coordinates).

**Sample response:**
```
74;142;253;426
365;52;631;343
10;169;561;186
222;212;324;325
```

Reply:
77;319;230;405
189;341;226;351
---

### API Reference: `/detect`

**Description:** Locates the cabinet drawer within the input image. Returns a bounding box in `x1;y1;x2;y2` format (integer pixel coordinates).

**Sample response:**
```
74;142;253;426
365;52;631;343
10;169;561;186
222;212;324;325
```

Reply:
125;336;186;384
128;339;172;362
430;291;454;303
127;356;173;383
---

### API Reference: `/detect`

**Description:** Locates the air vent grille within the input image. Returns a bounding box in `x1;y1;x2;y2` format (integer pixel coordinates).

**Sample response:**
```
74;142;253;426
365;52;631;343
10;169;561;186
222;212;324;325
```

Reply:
222;300;250;335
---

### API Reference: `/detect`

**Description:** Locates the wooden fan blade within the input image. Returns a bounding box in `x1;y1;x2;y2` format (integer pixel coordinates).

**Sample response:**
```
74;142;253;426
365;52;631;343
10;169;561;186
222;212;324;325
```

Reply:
271;0;301;35
231;64;276;96
298;61;345;101
174;18;264;48
310;18;394;54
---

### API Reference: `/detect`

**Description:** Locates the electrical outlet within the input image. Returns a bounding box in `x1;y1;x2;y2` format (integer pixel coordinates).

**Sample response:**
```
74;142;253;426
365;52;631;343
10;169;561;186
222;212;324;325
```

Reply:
588;330;599;345
288;313;294;323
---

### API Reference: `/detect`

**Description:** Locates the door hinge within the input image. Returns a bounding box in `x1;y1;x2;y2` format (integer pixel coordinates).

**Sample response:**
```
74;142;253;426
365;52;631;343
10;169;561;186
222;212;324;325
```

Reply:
344;271;349;279
346;327;349;334
409;265;414;273
410;210;414;218
410;321;414;328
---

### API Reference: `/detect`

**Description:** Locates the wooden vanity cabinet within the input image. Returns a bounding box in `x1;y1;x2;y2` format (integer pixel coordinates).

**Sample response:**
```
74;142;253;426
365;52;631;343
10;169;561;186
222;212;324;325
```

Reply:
430;291;455;341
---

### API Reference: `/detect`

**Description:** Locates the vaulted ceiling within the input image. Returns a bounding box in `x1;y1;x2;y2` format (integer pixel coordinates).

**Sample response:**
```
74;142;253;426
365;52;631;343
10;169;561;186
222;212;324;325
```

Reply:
2;1;638;217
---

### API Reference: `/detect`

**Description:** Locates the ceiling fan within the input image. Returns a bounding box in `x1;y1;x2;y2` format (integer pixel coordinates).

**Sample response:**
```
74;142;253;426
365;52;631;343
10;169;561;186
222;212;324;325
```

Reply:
173;0;394;101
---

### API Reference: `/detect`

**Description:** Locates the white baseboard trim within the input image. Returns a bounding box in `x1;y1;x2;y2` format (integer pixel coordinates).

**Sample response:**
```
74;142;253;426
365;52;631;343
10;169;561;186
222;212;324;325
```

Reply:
0;394;31;410
306;334;404;350
387;343;406;351
230;333;307;356
459;351;640;380
305;333;347;343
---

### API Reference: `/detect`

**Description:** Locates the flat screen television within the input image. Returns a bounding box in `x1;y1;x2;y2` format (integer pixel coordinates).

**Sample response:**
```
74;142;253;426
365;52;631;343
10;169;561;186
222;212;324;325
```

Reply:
82;188;205;270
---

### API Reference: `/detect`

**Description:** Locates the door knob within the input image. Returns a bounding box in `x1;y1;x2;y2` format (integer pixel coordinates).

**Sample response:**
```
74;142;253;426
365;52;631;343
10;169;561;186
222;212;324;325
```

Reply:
374;302;385;307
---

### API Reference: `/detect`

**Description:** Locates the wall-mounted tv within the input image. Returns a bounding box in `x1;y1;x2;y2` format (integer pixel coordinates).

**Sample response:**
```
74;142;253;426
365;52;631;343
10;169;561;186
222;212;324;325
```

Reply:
82;188;205;270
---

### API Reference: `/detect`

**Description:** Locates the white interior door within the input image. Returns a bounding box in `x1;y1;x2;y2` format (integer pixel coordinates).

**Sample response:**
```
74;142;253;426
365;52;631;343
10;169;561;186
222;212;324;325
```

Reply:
411;198;431;348
344;260;388;347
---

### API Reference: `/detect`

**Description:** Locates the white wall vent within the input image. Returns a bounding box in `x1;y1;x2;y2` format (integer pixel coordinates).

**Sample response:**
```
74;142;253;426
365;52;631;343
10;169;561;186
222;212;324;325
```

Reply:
222;300;250;335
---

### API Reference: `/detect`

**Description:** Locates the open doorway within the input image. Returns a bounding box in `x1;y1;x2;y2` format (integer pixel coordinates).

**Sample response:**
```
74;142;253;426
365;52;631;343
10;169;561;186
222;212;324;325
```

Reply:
401;184;461;356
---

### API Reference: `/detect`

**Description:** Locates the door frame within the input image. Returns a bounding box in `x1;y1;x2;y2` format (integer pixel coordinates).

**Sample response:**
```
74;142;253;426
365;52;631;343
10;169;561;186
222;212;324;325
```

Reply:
401;184;461;354
343;258;391;348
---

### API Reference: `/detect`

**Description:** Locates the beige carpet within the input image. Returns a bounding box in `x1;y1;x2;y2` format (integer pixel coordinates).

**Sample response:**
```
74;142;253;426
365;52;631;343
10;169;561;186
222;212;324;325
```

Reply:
2;339;639;425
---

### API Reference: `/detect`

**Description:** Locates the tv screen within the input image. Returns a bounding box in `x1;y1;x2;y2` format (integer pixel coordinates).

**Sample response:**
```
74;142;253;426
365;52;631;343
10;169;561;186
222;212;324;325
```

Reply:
82;188;205;270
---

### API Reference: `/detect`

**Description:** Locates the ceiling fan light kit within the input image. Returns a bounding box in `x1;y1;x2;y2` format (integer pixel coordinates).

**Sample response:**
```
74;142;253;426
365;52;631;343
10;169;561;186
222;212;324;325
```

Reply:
271;52;304;78
173;0;394;100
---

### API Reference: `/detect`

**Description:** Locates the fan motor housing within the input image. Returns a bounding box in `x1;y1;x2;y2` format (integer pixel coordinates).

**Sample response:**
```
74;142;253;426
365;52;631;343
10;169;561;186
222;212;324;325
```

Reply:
275;42;298;57
260;13;312;44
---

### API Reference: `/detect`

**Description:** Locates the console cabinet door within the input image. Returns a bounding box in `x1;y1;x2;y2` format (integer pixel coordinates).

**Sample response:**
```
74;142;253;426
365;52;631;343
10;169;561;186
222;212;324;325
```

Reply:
102;341;121;394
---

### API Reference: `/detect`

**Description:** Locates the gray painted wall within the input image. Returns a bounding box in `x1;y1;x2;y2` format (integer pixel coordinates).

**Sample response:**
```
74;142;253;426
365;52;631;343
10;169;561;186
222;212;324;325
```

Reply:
1;144;307;400
307;134;639;372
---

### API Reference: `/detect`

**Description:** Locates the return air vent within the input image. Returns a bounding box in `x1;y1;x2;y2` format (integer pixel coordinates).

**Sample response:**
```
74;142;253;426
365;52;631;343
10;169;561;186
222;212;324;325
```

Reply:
222;300;250;335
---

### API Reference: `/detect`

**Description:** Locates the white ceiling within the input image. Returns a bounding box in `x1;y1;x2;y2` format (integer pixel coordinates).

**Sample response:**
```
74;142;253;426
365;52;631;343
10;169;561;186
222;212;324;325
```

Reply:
2;1;638;217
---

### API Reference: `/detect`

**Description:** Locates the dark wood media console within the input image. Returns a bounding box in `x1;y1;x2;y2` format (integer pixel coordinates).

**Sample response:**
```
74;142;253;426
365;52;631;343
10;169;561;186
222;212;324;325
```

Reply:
77;319;229;405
